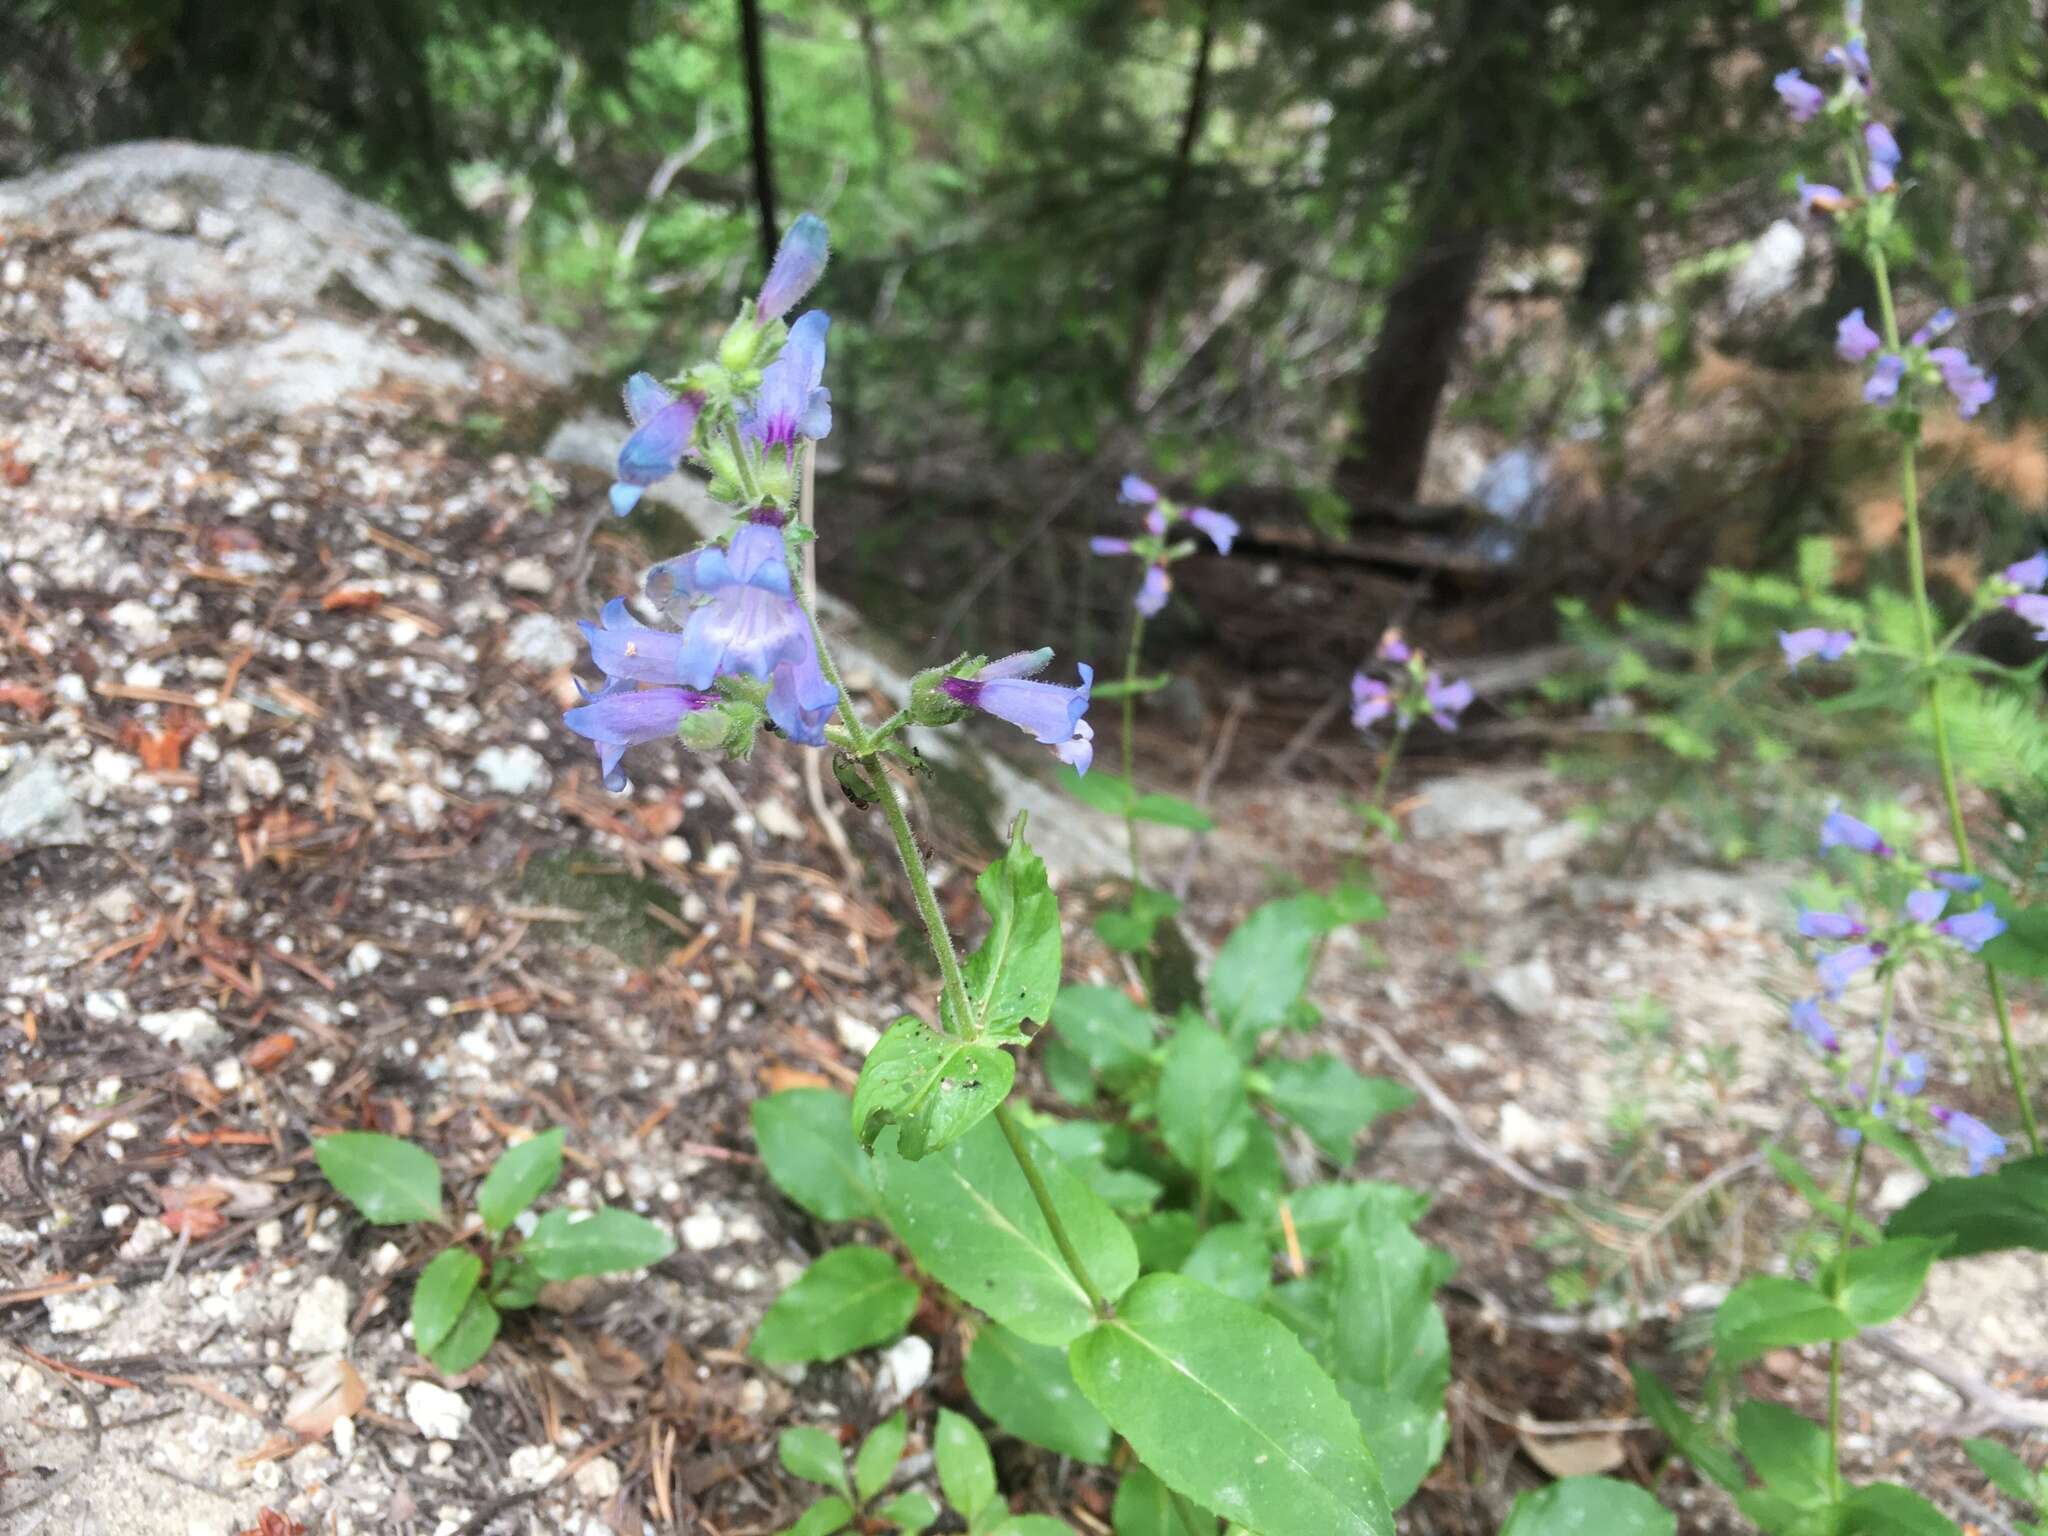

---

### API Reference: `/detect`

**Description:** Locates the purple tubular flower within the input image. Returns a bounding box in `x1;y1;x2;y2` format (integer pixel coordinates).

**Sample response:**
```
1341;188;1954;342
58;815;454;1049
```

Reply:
563;677;719;791
1090;536;1134;556
1798;910;1868;941
1931;1105;2006;1174
938;659;1095;771
1798;177;1849;217
1790;997;1840;1054
2006;593;2048;641
1780;627;1856;667
1425;675;1474;732
1931;871;1984;893
1351;674;1392;730
1377;629;1412;663
1821;810;1892;857
674;520;809;687
757;213;829;321
580;597;688;684
1929;347;1996;418
1865;122;1901;192
2003;551;2048;591
1120;475;1161;504
1903;888;1950;925
1825;36;1873;88
1864;353;1905;404
1892;1051;1927;1097
1836;309;1882;363
1774;69;1825;122
1909;308;1956;347
611;376;705;516
1143;506;1170;538
1135;564;1171;617
765;637;837;748
1934;903;2006;952
1817;942;1883;996
744;310;832;448
1187;508;1240;555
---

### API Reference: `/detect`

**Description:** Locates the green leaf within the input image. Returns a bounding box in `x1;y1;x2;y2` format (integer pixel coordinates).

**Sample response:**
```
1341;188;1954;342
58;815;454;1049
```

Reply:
1113;1466;1216;1536
411;1247;483;1356
1712;1276;1857;1364
1095;885;1183;954
779;1498;854;1536
1060;766;1135;815
1089;674;1171;701
1050;986;1156;1074
988;1519;1073;1535
1886;1157;2048;1256
1828;1237;1946;1328
1181;1223;1272;1304
1333;1209;1453;1403
1043;1035;1099;1107
1499;1478;1675;1536
1766;1143;1881;1242
965;1322;1113;1464
1734;1401;1832;1507
314;1132;443;1225
852;1016;1016;1160
876;1490;941;1533
1982;894;2048;978
935;1408;999;1526
1158;1026;1249;1184
749;1246;919;1365
1280;1184;1429;1258
1630;1369;1744;1494
780;1425;852;1498
1258;1056;1414;1162
1839;1482;1965;1534
856;1411;909;1502
487;1255;543;1311
1130;792;1216;831
1067;1273;1393;1536
1337;1384;1447;1509
427;1292;500;1375
1962;1438;2040;1510
752;1089;881;1222
523;1207;675;1280
955;819;1061;1043
873;1119;1138;1347
1131;1209;1202;1272
1208;896;1339;1045
476;1128;564;1236
1213;1112;1285;1226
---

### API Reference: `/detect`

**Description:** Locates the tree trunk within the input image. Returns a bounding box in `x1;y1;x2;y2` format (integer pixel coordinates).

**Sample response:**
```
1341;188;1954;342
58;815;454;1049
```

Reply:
1125;0;1218;405
737;0;779;271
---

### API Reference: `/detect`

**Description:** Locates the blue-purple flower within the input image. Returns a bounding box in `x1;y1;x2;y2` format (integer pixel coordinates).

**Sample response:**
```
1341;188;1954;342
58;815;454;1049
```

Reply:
766;636;837;748
1424;674;1474;732
1864;353;1905;404
1909;308;1955;346
1095;473;1236;614
758;213;830;321
1351;674;1392;730
1121;475;1159;505
1790;996;1840;1054
1823;35;1872;90
1187;508;1240;554
1934;903;2005;952
1928;346;1996;418
1891;1048;1927;1097
1931;1104;2005;1174
1865;122;1901;193
1135;564;1171;618
1931;870;1985;894
1798;177;1850;217
2003;551;2048;591
665;519;810;688
1902;888;1949;926
1774;69;1825;122
2006;593;2048;640
744;310;832;450
938;652;1095;772
580;597;689;684
1821;810;1893;858
1835;310;1881;363
564;676;721;791
610;375;705;517
1377;629;1412;663
1780;627;1856;668
1817;942;1884;996
1799;909;1869;941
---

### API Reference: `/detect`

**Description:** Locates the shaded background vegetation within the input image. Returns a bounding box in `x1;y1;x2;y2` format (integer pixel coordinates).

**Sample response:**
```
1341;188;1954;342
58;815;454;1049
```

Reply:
6;0;2048;670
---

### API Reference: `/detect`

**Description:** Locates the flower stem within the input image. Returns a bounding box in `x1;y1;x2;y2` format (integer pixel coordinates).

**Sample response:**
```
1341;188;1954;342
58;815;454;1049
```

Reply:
1368;729;1407;821
996;1102;1109;1315
1122;611;1148;887
722;418;764;507
1827;969;1897;1499
1861;229;2042;1152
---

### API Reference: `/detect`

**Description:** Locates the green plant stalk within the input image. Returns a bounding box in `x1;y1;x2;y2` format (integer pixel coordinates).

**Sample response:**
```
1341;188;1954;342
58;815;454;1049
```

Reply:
792;474;1109;1318
996;1102;1109;1314
1368;728;1407;818
1122;610;1148;886
1856;194;2041;1153
1826;968;1897;1498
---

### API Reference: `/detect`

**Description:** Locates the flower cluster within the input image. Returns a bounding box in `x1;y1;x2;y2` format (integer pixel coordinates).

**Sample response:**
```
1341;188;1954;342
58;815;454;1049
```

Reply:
1787;810;2009;1173
565;213;1094;789
1350;628;1474;737
1090;475;1240;617
1779;626;1856;669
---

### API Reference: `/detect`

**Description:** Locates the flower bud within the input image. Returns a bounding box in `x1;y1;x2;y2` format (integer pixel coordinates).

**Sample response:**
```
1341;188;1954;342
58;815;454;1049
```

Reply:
758;213;830;320
909;663;973;727
719;305;764;374
679;699;762;759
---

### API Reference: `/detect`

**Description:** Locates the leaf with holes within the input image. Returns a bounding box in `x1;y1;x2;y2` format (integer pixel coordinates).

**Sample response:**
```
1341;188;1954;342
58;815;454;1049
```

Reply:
949;819;1061;1044
1068;1273;1393;1536
852;1016;1016;1160
750;1246;919;1366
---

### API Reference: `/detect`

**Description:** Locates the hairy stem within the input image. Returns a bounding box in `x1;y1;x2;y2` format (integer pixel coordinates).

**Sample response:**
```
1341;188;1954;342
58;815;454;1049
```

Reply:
1122;610;1148;887
997;1103;1109;1314
1827;969;1897;1497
